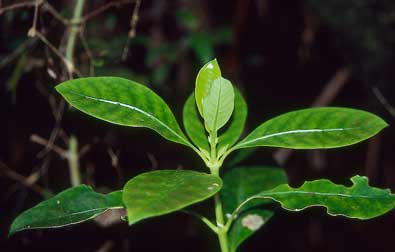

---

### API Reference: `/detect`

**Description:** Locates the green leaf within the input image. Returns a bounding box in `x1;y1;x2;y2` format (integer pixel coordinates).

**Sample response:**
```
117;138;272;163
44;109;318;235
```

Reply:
195;59;221;116
229;209;273;252
222;166;287;252
241;175;395;219
202;77;235;132
218;88;247;152
55;77;191;146
221;166;288;215
183;93;209;152
235;107;388;150
123;170;222;225
9;186;123;236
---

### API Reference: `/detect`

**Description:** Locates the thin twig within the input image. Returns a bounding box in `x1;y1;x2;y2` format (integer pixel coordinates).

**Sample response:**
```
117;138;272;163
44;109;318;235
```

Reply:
30;134;67;158
42;2;69;25
79;28;95;76
34;31;81;76
81;0;134;23
122;0;141;60
0;0;36;14
0;161;52;197
372;86;395;118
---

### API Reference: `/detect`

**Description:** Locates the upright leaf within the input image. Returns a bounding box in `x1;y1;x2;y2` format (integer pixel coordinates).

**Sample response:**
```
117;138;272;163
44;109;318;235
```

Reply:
235;107;388;150
238;175;395;219
218;88;247;152
183;93;209;152
202;77;235;132
56;77;191;146
9;186;123;236
222;166;287;252
123;170;222;225
195;59;221;116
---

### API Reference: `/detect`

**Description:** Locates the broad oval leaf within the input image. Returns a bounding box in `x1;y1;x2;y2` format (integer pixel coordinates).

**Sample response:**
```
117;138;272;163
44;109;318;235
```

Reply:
241;175;395;219
195;59;221;116
9;185;123;236
217;88;247;152
183;93;209;152
229;209;273;252
123;170;222;225
202;77;235;132
235;107;388;150
55;77;191;146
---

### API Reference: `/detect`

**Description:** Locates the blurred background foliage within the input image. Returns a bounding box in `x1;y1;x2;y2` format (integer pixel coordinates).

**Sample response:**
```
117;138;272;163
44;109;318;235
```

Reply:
1;0;395;252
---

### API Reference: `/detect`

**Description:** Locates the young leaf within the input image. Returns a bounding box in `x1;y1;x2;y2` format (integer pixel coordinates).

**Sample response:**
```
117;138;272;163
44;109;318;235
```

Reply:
221;166;288;215
234;107;388;150
123;170;222;225
55;77;191;147
9;186;123;236
238;175;395;219
202;77;235;132
183;93;209;152
195;59;221;116
217;88;247;152
222;166;287;252
228;209;273;252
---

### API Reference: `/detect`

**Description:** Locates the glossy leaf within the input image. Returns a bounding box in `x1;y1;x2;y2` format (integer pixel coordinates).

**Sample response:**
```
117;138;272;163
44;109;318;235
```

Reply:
218;88;247;152
229;209;273;252
56;77;191;146
240;175;395;219
202;77;235;132
221;166;288;215
234;107;388;150
183;93;209;152
222;166;287;252
9;186;123;236
195;59;221;116
123;170;222;225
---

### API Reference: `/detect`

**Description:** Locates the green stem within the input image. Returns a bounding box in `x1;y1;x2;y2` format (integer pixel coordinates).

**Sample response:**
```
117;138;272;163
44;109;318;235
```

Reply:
207;130;230;252
65;0;86;74
215;194;230;252
67;135;81;187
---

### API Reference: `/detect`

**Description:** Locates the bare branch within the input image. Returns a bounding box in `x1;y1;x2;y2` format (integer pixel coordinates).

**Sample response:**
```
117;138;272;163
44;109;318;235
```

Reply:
81;0;134;23
30;134;67;158
0;161;52;197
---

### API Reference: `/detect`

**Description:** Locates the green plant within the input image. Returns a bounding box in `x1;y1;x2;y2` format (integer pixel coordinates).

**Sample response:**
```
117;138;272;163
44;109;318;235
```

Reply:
9;59;393;252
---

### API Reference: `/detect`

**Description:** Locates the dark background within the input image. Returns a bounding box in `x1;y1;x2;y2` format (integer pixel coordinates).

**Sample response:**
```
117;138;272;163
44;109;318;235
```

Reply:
1;0;395;251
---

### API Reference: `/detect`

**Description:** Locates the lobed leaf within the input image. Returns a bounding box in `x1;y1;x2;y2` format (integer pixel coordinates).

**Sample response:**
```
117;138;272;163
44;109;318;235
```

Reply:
9;186;123;236
234;107;388;150
123;170;222;225
56;77;191;147
202;77;235;132
195;59;221;116
240;175;395;219
183;93;209;152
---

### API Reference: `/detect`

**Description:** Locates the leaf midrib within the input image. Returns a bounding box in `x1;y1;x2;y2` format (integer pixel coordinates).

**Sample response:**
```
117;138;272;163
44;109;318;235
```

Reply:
237;127;358;148
15;206;124;230
257;190;393;199
63;89;189;146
